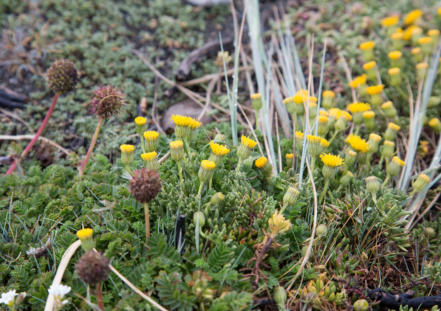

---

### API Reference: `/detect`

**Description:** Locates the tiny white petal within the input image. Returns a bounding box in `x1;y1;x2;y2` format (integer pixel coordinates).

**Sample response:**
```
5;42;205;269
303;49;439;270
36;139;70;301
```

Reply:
0;290;17;305
48;284;71;298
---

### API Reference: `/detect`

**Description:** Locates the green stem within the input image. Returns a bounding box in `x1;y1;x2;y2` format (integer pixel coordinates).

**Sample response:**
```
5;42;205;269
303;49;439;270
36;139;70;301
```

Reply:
197;182;204;200
382;175;390;189
328;130;340;146
311;157;316;173
319;179;330;204
177;161;184;190
236;158;243;172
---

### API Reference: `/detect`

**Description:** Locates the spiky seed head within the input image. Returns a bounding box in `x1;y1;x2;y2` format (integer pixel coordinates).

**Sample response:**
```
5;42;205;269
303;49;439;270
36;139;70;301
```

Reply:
75;250;110;285
90;86;124;119
47;60;78;95
129;168;161;203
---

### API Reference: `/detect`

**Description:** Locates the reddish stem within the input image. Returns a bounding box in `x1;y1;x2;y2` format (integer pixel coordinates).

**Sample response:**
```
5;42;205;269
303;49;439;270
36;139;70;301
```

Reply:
96;283;104;311
6;93;59;175
79;117;103;177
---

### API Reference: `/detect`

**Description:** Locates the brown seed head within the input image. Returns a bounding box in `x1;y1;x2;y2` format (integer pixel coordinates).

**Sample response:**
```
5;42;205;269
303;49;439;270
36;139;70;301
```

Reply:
129;168;161;203
47;60;78;95
75;250;110;285
90;85;124;119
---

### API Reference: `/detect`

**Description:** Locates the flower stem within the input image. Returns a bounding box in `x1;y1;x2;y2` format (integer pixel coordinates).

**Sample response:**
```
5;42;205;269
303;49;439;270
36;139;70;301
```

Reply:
197;182;204;200
177;161;184;190
144;202;150;243
6;93;59;175
96;283;104;311
319;179;330;204
79;117;103;177
291;113;297;171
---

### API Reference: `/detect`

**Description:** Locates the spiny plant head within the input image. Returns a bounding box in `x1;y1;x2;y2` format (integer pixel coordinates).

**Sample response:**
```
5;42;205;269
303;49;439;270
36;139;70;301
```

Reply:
75;250;110;285
47;59;78;95
129;168;161;203
90;85;124;119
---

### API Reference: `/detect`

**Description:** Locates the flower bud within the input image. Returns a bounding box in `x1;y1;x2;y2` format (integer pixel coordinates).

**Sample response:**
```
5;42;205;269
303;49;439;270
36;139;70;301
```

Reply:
274;286;287;309
384;122;400;141
381;101;397;118
363;61;377;82
120;144;135;166
170;140;184;161
366;176;380;195
411;47;423;62
412;173;430;193
429;118;441;133
143;131;159;152
283;186;299;207
210;192;225;206
382;140;395;159
388;67;401;86
322;90;335;109
76;228;95;252
198;160;216;183
416;62;428;81
339;171;353;186
285;153;294;168
318;116;329;136
194;211;205;228
141;152;159;170
344;149;357;168
425;227;436;238
255;156;273;180
316;224;328;237
359;41;375;62
353;299;369;311
362;111;375;131
387;156;405;177
250;93;262;111
134;116;147;136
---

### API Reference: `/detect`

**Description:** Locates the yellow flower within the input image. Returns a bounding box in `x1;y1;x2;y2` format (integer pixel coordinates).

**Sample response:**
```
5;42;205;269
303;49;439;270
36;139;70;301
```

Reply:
120;144;135;153
188;119;202;129
388;51;402;60
363;111;375;119
347;102;371;113
404;9;423;25
429;118;440;127
382;101;393;109
391;32;403;40
320;138;330;148
438;7;441;16
411;47;421;55
292;95;304;104
320;153;344;167
388;67;400;75
201;160;216;170
369;133;382;142
318;116;328;123
349;75;367;88
268;211;291;236
366;85;384;95
143;131;159;141
306;135;322;143
170;140;183;149
359;41;375;50
209;141;230;156
250;93;261;100
319;110;329;117
363;61;376;70
329;108;352;121
345;134;369;153
141;152;157;161
135;116;147;126
241;135;257;149
295;131;304;139
388;122;400;131
171;114;200;128
77;228;93;240
323;90;335;98
384;140;395;147
428;29;440;37
285;153;294;159
255;156;268;168
418;37;432;45
392;156;405;166
381;15;399;27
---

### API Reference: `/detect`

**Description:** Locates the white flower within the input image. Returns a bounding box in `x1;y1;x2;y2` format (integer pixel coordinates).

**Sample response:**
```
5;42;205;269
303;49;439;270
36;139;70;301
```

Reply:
48;284;71;309
0;290;17;307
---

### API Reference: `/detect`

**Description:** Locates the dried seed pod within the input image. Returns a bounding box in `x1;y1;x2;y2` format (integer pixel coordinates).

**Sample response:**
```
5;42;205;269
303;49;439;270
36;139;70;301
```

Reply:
129;168;161;203
47;60;78;95
90;85;124;119
75;250;110;285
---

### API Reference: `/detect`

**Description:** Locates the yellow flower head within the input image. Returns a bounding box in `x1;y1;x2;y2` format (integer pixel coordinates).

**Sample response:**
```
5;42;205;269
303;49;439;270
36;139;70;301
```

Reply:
392;156;405;166
209;141;230;156
363;61;376;70
283;97;293;105
320;153;344;167
295;131;304;139
285;153;294;159
418;36;432;45
347;102;371;113
135;116;147;126
309;102;317;108
170;140;183;149
292;94;304;104
359;41;375;50
388;67;400;75
363;110;375;119
403;26;422;40
201;160;216;170
329;108;352;121
391;32;403;40
367;85;384;95
382;101;394;109
384;140;395;147
241;135;257;149
345;134;369;153
411;47;421;55
77;228;93;240
429;118;440;127
349;74;367;88
319;110;329;117
268;211;291;235
144;131;159;141
404;9;423;25
320;138;330;148
141;152;157;161
428;29;440;37
323;90;335;98
418;173;430;182
308;96;318;103
188;119;202;129
416;62;428;70
388;51;402;60
438;7;441;16
250;93;261;100
369;133;382;142
171;115;201;129
381;15;399;27
255;156;268;168
120;144;135;153
388;122;400;131
318;116;329;124
306;135;322;143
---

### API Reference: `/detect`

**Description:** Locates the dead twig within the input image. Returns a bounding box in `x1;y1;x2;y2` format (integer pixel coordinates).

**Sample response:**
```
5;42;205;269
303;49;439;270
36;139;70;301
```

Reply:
0;134;70;155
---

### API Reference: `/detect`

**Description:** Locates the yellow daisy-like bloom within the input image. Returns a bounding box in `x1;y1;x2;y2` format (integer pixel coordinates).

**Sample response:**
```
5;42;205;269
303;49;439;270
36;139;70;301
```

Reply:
363;111;375;119
391;32;403;40
285;153;293;159
404;9;422;25
369;133;382;142
306;135;322;143
388;122;401;131
241;135;257;149
418;36;432;45
323;90;335;98
359;41;375;50
320;138;330;148
319;110;329;117
388;67;400;75
419;173;430;182
144;131;159;141
329;108;352;121
268;211;291;236
416;62;428;70
345;134;369;153
283;97;293;105
120;144;135;153
295;131;304;139
171;114;201;128
388;51;402;60
170;140;183;149
392;156;405;166
77;228;93;240
188;119;202;129
428;29;440;37
250;93;261;100
347;102;371;113
320;153;344;167
429;117;440;127
135;116;147;126
209;141;230;156
349;74;367;88
255;156;268;168
366;85;384;95
297;89;309;97
201;160;216;170
308;96;318;103
292;94;304;104
141;152;157;161
384;140;395;147
411;47;421;55
363;61;376;70
382;101;394;109
403;26;421;40
318;116;328;123
381;15;399;27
